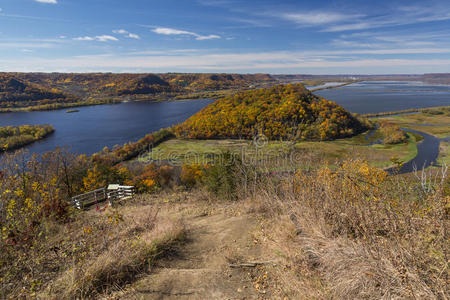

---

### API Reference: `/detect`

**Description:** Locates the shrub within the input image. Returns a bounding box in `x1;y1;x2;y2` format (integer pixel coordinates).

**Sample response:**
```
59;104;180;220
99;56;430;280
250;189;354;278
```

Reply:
379;121;408;144
82;164;130;192
180;163;205;188
202;151;251;200
0;149;90;245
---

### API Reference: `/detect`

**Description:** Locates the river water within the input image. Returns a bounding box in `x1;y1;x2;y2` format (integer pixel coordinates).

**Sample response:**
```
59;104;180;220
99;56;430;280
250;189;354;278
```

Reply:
0;99;214;155
315;81;450;114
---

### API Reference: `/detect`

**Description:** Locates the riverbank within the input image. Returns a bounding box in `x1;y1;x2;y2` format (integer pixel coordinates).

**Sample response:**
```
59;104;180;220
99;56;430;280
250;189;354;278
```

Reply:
363;105;450;118
308;80;358;92
373;106;450;171
0;99;123;113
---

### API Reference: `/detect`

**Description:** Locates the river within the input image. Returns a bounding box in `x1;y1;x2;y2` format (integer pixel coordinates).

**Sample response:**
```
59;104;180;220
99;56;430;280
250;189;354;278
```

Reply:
0;99;214;155
314;81;450;114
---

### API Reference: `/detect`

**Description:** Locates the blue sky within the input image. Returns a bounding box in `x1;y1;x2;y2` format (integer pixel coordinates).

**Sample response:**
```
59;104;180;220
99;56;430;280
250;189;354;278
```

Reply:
1;0;450;74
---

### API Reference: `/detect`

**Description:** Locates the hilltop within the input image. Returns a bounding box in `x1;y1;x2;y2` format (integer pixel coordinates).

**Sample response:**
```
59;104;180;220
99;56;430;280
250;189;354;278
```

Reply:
174;83;367;141
0;74;74;108
0;73;276;111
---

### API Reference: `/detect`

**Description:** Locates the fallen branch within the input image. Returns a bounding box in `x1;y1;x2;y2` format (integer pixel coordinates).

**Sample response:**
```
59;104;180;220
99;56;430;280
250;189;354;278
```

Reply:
229;261;276;268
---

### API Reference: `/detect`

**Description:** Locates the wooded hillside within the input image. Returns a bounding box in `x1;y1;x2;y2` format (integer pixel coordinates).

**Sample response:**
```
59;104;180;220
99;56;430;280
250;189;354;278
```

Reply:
0;73;275;111
174;83;367;141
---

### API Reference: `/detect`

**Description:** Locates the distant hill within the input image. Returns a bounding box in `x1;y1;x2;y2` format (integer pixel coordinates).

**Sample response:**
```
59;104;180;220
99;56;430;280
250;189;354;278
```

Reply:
113;74;174;96
0;73;276;111
174;83;366;141
421;73;450;85
0;74;73;107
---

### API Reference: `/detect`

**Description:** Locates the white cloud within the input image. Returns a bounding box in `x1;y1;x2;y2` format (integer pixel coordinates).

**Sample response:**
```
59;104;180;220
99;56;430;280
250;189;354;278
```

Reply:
73;36;95;41
152;27;194;35
281;12;362;25
128;33;140;39
96;35;119;42
113;29;140;39
34;0;57;4
195;34;221;40
73;35;118;42
113;29;128;34
152;27;221;40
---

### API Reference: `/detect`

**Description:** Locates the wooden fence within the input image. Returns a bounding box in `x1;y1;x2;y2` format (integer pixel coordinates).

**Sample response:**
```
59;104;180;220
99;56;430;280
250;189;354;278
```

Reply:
71;185;135;209
107;186;135;206
71;188;106;210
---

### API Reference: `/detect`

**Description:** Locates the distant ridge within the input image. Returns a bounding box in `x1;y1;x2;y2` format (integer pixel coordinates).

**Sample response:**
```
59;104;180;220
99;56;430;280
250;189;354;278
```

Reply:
0;72;276;110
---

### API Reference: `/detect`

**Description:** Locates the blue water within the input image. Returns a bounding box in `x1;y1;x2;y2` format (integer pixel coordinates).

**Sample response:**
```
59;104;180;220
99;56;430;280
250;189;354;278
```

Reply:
0;99;214;155
315;81;450;114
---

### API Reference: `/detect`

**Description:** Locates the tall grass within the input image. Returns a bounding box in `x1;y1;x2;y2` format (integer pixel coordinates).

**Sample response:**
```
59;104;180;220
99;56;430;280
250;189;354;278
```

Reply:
247;159;448;299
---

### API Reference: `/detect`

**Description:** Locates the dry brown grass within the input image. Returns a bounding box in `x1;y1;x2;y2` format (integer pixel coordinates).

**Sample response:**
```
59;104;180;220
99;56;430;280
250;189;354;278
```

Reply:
45;205;185;299
1;201;185;299
251;160;448;299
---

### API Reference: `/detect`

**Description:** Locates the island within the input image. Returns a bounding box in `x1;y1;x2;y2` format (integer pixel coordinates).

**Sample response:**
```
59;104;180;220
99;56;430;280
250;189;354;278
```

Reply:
0;124;54;151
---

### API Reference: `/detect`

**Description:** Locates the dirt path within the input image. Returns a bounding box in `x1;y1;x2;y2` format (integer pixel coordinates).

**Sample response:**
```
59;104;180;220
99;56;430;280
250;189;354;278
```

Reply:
115;212;277;299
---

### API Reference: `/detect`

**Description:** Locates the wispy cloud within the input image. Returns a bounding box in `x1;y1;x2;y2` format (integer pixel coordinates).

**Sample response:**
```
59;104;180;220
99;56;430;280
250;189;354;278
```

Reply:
152;27;221;40
3;50;450;73
0;39;62;49
35;0;57;4
333;30;450;50
281;12;362;25
73;35;118;42
274;5;450;32
73;36;94;41
113;29;140;39
226;17;272;28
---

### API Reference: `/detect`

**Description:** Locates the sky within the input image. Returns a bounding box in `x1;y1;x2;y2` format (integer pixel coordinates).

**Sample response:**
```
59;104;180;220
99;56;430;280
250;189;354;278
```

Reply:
1;0;450;74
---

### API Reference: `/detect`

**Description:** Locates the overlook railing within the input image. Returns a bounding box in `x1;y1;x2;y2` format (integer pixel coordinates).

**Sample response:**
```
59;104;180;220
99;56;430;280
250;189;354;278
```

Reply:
71;185;135;209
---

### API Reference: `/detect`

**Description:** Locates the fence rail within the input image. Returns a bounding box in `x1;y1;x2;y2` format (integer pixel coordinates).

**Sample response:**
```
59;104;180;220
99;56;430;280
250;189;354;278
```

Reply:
71;188;106;209
107;186;135;206
71;185;135;209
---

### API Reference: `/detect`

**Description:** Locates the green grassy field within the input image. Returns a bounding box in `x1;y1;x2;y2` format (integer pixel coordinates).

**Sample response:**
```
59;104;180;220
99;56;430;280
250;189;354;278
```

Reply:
138;128;418;171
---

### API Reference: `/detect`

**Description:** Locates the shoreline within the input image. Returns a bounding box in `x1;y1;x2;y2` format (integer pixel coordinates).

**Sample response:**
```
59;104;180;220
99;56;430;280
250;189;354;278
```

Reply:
363;105;450;118
308;81;358;91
